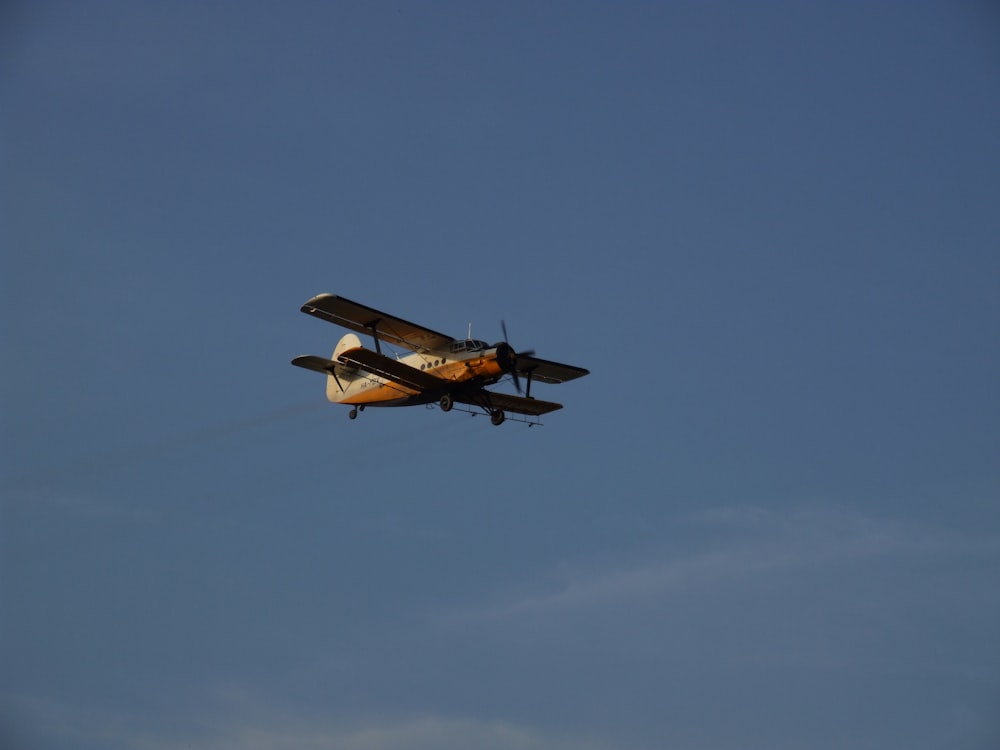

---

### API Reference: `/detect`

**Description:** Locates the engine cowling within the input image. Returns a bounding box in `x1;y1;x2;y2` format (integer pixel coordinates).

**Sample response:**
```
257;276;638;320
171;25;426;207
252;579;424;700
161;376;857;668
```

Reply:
495;341;517;374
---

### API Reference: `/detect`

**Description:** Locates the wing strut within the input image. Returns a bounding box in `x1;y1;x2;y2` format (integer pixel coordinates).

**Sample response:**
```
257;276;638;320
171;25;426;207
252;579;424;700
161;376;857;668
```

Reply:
330;369;345;393
367;320;383;355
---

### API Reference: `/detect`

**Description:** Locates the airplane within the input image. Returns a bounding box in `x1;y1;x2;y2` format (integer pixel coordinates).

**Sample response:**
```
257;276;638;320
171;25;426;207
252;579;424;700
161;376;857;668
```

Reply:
291;294;589;426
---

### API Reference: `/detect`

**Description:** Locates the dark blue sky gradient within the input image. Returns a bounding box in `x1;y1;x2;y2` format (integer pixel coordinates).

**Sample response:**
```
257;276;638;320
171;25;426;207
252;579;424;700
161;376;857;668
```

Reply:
3;3;999;749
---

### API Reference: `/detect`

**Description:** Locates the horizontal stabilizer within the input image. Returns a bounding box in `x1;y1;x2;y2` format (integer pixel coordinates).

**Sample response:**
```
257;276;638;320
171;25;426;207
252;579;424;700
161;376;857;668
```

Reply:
291;355;339;375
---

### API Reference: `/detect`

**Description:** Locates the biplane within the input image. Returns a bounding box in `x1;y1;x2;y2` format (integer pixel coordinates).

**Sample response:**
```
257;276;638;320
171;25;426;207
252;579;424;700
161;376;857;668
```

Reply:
291;294;589;426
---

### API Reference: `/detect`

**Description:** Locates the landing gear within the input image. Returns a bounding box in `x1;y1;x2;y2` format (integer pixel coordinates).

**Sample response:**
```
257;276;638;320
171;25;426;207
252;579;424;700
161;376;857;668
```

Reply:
439;393;453;412
348;405;365;420
490;409;505;426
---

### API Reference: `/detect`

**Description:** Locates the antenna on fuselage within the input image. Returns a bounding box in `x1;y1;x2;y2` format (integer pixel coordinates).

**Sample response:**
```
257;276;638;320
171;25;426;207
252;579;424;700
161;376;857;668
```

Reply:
467;322;472;339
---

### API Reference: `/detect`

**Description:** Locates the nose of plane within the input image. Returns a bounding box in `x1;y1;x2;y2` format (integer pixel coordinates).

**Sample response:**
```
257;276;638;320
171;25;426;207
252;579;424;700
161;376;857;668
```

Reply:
495;341;517;373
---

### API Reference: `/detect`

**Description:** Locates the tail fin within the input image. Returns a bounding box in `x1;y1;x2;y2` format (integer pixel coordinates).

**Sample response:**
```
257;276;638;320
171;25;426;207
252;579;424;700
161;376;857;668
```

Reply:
291;334;365;403
327;333;363;401
333;333;362;362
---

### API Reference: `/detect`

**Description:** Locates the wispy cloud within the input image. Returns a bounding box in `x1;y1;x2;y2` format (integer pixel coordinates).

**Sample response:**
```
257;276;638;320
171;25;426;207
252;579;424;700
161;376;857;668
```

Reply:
6;693;610;750
180;715;605;750
449;504;1000;623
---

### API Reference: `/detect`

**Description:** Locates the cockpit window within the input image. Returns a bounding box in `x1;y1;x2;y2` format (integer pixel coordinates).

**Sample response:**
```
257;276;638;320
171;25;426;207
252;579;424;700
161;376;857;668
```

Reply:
450;339;489;353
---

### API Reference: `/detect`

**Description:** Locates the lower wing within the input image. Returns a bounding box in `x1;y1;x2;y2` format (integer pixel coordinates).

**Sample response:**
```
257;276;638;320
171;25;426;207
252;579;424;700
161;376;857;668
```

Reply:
454;390;563;416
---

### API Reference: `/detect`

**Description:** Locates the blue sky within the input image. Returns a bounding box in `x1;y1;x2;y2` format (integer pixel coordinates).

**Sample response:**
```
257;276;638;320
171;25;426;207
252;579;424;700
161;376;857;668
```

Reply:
2;2;999;748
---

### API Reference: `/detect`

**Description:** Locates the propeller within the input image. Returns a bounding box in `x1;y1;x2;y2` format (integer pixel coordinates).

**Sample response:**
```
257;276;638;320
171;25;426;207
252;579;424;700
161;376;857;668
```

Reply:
494;320;535;394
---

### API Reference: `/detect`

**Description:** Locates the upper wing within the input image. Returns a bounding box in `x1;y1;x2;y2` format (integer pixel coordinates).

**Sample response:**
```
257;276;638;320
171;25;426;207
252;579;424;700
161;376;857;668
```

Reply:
454;390;564;416
300;294;455;353
514;355;589;385
336;347;443;393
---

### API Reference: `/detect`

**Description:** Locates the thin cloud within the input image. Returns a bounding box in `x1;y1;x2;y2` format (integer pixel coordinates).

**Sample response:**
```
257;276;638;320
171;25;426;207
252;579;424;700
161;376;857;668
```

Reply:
450;504;999;623
187;716;606;750
6;694;610;750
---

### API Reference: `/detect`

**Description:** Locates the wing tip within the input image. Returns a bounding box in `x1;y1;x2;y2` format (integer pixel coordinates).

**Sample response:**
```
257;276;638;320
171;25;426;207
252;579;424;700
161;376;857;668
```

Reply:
300;292;335;313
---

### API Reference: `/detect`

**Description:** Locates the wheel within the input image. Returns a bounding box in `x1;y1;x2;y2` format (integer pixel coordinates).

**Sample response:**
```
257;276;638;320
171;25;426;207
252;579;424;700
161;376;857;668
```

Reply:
348;407;358;420
439;394;453;412
490;409;505;426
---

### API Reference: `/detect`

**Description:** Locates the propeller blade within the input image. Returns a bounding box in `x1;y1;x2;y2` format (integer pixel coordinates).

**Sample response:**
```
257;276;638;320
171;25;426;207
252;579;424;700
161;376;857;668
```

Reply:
497;320;533;393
